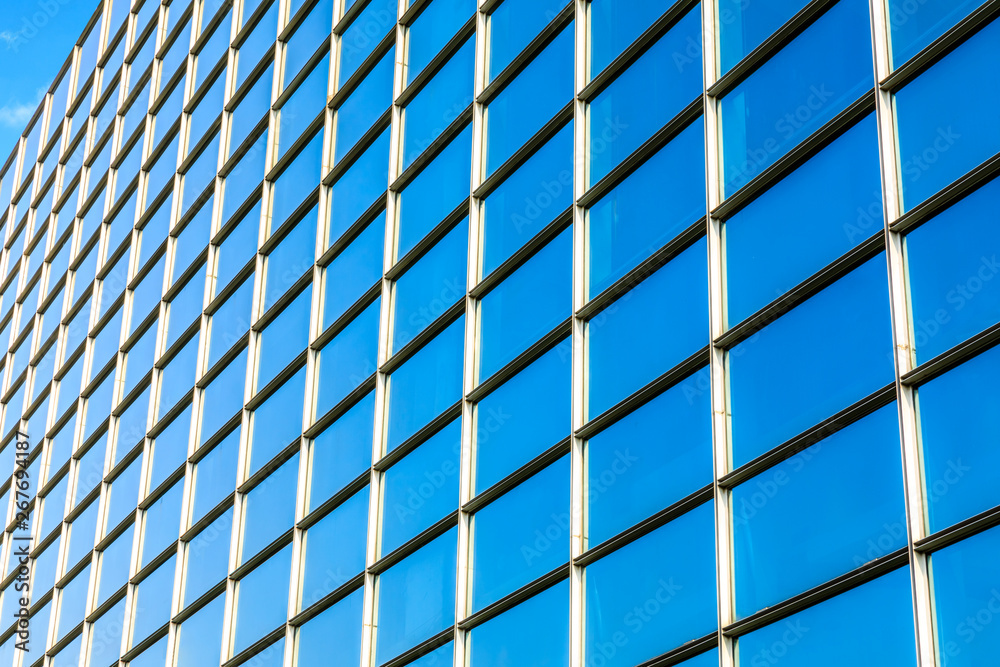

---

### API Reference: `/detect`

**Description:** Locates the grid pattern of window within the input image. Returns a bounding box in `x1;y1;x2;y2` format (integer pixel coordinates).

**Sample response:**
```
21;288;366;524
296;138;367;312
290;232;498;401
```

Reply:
0;0;997;665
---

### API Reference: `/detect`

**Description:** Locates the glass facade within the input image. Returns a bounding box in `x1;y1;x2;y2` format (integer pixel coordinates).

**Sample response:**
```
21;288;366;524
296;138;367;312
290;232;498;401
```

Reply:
0;0;996;666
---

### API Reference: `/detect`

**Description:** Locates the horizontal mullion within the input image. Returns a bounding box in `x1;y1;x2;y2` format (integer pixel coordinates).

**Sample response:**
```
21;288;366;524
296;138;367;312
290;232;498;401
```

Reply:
718;384;897;489
388;106;473;193
711;89;875;222
714;231;885;349
890;151;1000;234
900;320;1000;387
461;437;571;515
395;16;476;109
379;300;465;376
880;0;1000;92
466;318;572;404
914;503;1000;554
457;563;569;631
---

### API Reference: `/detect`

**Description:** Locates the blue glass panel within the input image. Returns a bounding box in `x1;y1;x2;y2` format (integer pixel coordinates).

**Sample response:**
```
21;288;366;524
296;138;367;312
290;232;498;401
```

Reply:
393;219;467;353
263;207;317;312
270;130;322;229
317;297;380;414
734;404;905;618
585;503;717;665
737;568;917;667
328;127;390;246
282;0;332;87
302;487;368;603
242;455;298;561
589;118;705;296
132;555;176;644
475;345;571;493
151;405;191;489
216;204;260;295
231;65;273;156
488;0;566;80
470;581;569;667
482;123;572;277
387;317;464;450
589;6;702;185
728;256;895;466
376;528;457;665
720;0;873;195
479;228;571;380
588;239;708;418
89;598;126;667
250;367;306;475
278;58;328;159
932;525;1000;667
905;177;1000;363
201;349;247;442
256;285;311;390
177;594;225;666
339;0;397;84
587;376;712;545
158;333;199;416
208;276;254;368
381;420;460;554
141;482;184;567
237;4;278;89
486;26;573;175
298;587;364;664
725;116;883;324
192;430;240;523
895;17;1000;211
397;125;472;259
334;47;394;164
918;344;1000;533
473;458;569;611
222;130;268;225
310;392;375;510
718;0;810;73
184;510;233;607
323;215;384;330
402;38;475;168
888;0;985;66
234;545;292;655
406;0;475;84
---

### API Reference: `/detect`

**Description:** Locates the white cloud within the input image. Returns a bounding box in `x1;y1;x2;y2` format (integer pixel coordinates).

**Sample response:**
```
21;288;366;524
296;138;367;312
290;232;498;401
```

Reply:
0;89;46;128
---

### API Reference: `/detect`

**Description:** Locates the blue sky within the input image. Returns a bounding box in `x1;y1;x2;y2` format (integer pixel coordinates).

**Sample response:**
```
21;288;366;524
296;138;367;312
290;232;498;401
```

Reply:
0;0;99;162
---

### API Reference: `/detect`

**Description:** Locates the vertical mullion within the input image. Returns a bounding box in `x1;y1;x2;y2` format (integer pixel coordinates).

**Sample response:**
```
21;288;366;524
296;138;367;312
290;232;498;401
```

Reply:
702;1;735;666
569;0;587;666
455;1;488;664
361;0;407;665
868;2;935;666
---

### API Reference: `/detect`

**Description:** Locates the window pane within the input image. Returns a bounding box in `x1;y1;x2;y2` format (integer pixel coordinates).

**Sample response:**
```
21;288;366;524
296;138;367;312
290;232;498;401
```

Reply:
475;345;570;493
302;487;368;604
588;238;708;418
918;343;1000;533
469;581;568;667
333;47;393;164
406;0;475;85
931;525;1000;667
718;0;809;73
588;7;702;185
297;587;364;665
588;118;704;296
725;116;882;324
328;127;390;246
482;122;572;277
905;177;1000;363
397;125;471;259
387;317;464;450
737;568;916;666
376;527;457;665
587;375;712;545
585;502;717;666
888;0;985;66
256;286;310;390
392;219;467;353
339;0;397;84
234;545;292;655
485;25;572;175
323;214;384;329
479;227;571;380
895;17;1000;211
488;0;565;80
309;393;375;510
472;458;569;611
728;256;894;466
720;0;873;196
733;404;905;618
381;420;460;554
317;297;379;414
242;454;298;560
177;594;225;667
